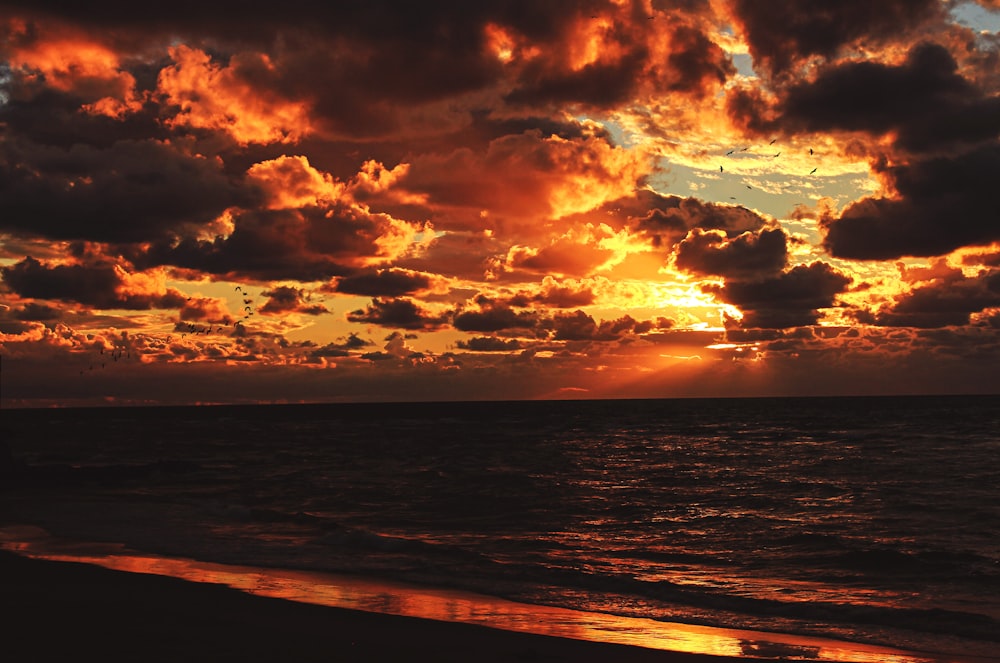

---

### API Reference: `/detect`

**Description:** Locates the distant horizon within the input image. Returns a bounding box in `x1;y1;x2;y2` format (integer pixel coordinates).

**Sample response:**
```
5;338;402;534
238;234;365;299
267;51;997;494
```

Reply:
3;389;997;412
2;2;999;408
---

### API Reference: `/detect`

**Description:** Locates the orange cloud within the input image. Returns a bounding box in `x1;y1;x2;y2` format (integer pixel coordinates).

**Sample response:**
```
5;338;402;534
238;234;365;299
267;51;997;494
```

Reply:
5;29;141;116
158;45;313;145
247;156;345;209
398;130;651;233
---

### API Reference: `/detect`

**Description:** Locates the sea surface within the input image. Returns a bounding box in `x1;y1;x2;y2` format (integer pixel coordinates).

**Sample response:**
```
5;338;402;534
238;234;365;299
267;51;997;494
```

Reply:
2;395;998;660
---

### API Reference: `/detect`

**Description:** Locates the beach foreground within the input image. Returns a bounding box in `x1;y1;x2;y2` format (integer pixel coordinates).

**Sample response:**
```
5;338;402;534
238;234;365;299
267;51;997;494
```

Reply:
1;550;745;663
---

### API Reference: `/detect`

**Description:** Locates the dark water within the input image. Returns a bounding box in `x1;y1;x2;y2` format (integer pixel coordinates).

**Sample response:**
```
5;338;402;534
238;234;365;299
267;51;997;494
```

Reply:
2;395;998;658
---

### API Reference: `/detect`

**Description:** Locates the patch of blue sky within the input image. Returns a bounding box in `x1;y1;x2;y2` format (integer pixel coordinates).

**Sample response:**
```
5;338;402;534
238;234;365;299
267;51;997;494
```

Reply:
950;0;1000;34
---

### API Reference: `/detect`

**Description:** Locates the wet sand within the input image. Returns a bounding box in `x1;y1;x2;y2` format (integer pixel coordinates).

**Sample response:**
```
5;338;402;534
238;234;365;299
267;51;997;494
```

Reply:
1;549;745;662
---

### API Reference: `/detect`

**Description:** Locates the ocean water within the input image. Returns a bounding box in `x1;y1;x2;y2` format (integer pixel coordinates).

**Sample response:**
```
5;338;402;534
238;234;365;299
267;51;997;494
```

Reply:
2;395;998;660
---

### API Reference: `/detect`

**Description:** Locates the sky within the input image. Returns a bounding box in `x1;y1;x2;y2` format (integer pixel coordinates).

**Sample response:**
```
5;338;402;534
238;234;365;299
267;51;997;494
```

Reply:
1;0;999;407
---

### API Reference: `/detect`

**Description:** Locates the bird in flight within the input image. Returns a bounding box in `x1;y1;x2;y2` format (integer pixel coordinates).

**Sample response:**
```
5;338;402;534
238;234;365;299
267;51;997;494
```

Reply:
809;167;818;175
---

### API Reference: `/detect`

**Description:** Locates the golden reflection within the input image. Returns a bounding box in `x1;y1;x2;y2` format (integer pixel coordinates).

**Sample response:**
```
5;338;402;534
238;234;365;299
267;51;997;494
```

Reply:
0;528;948;663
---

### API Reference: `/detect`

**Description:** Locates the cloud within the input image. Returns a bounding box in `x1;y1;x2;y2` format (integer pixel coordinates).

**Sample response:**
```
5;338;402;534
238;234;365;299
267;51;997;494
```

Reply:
524;277;596;308
13;302;64;321
726;0;942;79
0;138;257;242
179;297;233;323
397;130;651;231
821;143;1000;259
501;6;733;107
258;286;328;315
674;227;788;278
2;256;186;309
452;300;542;335
329;268;434;297
157;45;313;145
133;200;422;281
2;28;143;115
455;336;525;352
857;265;1000;328
3;2;1000;405
503;226;618;278
633;195;770;248
551;311;659;342
776;42;1000;153
310;333;374;358
705;261;853;329
346;297;449;331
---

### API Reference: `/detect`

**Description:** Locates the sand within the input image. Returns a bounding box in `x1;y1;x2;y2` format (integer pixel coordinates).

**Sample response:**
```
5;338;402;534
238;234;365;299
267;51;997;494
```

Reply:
1;549;744;662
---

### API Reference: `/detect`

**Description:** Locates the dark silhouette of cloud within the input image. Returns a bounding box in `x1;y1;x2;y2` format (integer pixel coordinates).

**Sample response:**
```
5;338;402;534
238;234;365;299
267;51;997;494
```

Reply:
705;262;853;329
822;144;1000;259
675;227;788;278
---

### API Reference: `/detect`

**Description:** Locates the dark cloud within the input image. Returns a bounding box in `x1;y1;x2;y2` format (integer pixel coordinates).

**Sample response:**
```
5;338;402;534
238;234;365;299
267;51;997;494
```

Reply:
674;227;788;278
0;87;168;150
131;206;394;281
455;336;525;352
346;297;448;331
529;282;596;308
506;48;648;108
821;143;1000;259
1;256;185;309
0;138;257;242
633;195;769;248
658;22;735;95
727;0;941;78
452;301;541;334
862;269;1000;328
258;286;328;315
310;333;374;358
777;42;1000;153
551;311;654;341
13;301;64;321
963;250;1000;268
705;262;852;329
330;269;432;297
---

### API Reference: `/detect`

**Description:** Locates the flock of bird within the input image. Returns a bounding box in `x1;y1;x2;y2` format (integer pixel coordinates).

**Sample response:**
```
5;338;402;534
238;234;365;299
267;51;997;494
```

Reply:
719;139;819;199
79;284;259;375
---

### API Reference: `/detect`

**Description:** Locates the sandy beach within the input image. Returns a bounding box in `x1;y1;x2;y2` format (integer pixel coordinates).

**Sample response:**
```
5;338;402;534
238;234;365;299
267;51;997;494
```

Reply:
1;549;745;663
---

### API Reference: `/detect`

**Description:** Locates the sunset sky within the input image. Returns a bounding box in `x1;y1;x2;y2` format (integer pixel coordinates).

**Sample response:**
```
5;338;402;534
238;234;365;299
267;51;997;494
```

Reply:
2;0;999;407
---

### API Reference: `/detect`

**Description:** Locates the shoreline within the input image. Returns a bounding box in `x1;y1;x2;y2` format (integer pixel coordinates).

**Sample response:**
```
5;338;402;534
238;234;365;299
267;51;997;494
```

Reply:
2;528;987;663
0;548;741;663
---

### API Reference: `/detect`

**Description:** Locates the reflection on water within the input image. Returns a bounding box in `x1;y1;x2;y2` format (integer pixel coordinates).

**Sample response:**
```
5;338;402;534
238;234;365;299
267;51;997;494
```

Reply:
0;526;954;663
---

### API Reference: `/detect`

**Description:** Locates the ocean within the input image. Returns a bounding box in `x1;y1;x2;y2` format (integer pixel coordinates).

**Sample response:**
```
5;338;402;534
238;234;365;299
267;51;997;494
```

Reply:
2;395;998;661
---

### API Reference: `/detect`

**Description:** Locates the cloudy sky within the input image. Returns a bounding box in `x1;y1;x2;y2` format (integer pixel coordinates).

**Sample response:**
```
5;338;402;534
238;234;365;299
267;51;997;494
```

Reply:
2;0;999;407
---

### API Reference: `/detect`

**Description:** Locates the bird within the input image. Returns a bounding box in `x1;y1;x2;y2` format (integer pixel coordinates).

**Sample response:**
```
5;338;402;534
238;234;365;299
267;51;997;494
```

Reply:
235;286;243;293
720;165;724;172
809;148;814;155
809;167;817;175
769;139;777;145
772;152;781;157
726;149;735;155
746;184;753;189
